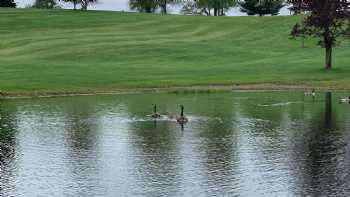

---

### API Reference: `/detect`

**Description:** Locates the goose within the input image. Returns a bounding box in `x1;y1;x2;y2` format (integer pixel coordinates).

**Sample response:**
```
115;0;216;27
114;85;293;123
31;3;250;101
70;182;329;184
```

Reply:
304;89;316;97
340;95;350;103
176;105;188;124
151;104;161;118
312;89;316;97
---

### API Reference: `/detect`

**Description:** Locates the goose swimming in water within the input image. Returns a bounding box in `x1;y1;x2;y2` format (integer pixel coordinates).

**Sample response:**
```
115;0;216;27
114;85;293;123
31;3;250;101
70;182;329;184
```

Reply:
151;104;161;118
176;105;188;124
304;89;316;97
340;95;350;103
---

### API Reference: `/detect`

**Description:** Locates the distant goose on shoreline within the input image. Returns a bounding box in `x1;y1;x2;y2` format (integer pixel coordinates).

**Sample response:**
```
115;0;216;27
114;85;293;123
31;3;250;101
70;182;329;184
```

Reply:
151;104;161;118
176;105;188;124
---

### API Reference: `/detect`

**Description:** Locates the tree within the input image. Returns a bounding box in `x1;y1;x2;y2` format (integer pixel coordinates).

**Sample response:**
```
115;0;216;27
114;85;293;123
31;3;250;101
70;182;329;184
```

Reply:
288;0;306;15
32;0;57;8
129;0;178;14
187;0;236;16
158;0;178;14
129;0;158;13
239;0;284;16
289;0;350;69
80;0;96;10
181;1;203;15
0;0;16;7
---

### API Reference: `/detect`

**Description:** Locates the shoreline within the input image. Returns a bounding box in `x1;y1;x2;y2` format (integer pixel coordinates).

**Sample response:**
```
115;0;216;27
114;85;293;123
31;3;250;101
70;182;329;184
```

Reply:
1;83;348;99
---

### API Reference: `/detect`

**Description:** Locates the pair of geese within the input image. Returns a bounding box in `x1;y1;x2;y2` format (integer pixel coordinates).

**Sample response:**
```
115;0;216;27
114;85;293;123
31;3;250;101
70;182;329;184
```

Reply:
304;89;316;97
151;104;188;124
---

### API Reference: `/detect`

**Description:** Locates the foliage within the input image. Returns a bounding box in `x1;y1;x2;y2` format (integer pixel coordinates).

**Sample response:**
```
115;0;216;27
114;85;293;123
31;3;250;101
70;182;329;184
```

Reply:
194;0;237;16
0;0;16;7
287;0;306;15
239;0;284;16
289;0;350;69
80;0;97;10
181;1;202;15
182;0;236;16
32;0;58;9
60;0;94;10
129;0;179;14
158;0;178;14
129;0;158;13
129;0;236;16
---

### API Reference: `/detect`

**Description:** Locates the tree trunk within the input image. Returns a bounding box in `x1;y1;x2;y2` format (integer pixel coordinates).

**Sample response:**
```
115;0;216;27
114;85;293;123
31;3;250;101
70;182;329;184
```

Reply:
161;3;167;14
325;46;332;69
202;8;210;16
324;30;333;69
301;36;305;48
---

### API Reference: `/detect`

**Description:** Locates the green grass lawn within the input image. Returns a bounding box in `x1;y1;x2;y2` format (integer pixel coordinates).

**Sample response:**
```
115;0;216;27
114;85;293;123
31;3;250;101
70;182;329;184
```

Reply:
1;8;350;94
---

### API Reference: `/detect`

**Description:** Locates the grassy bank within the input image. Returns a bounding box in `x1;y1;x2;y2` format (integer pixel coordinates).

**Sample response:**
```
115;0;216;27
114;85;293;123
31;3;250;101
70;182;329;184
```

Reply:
1;8;350;95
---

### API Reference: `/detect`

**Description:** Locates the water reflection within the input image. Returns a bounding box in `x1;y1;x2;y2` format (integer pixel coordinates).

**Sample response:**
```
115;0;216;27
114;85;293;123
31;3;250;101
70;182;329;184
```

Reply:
63;100;103;197
0;102;18;197
194;98;239;196
325;92;333;129
129;120;182;196
0;92;350;196
300;92;346;196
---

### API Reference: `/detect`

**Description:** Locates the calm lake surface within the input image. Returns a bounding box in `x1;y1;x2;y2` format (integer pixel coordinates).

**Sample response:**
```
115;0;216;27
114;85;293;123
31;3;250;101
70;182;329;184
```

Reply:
1;91;350;196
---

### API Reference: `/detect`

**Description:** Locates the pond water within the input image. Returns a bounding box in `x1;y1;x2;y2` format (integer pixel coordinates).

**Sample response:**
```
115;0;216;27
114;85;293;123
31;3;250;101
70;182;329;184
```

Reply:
1;91;350;197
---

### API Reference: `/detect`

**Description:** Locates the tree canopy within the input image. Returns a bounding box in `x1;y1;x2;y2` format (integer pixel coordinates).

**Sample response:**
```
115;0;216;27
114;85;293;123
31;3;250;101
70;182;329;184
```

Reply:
129;0;236;15
129;0;179;14
158;0;178;14
0;0;16;7
239;0;284;16
32;0;57;9
80;0;97;10
180;0;237;16
129;0;158;13
194;0;237;16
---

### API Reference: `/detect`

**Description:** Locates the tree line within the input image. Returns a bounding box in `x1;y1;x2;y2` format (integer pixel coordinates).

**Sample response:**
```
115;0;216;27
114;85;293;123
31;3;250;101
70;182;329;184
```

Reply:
0;0;286;16
129;0;285;16
0;0;96;9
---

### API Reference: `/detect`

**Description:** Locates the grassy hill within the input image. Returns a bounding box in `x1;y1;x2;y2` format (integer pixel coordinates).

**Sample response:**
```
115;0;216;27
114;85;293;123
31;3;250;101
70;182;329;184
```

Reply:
1;8;350;95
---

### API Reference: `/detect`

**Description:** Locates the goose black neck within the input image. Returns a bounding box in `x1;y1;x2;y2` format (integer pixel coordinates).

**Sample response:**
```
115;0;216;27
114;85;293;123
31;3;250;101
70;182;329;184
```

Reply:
154;104;157;113
181;105;184;117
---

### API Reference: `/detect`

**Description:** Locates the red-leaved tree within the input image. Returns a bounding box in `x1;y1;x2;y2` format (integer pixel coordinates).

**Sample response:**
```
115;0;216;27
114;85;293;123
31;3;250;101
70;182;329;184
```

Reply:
289;0;350;69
